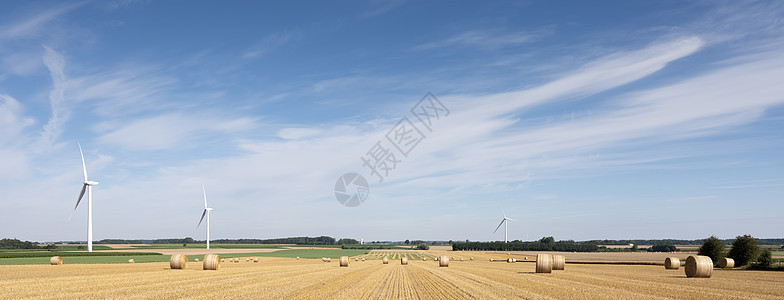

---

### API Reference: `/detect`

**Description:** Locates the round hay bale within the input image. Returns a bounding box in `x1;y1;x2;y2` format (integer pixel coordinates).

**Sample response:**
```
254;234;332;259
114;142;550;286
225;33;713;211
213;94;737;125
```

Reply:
536;254;553;273
460;258;464;261
401;257;408;265
254;258;259;263
383;257;389;264
361;258;365;261
524;256;528;260
221;258;225;262
235;258;240;263
203;254;220;270
720;257;735;269
439;256;449;267
340;256;349;267
355;258;359;261
664;257;680;270
552;255;565;270
422;257;426;261
296;257;300;260
245;258;249;262
195;258;199;262
507;258;514;263
685;255;713;278
128;259;134;264
327;258;332;262
489;258;494;262
170;254;188;269
50;256;62;265
470;257;474;260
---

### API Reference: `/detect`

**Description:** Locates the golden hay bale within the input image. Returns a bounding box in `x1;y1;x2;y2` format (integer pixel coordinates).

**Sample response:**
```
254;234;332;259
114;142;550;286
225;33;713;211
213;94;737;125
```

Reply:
235;258;240;263
552;255;565;270
665;257;680;270
355;258;359;261
361;258;365;261
470;257;474;260
422;257;426;261
507;258;514;263
203;254;220;270
439;256;449;267
296;257;300;260
720;257;735;269
128;259;134;264
685;255;713;278
340;256;349;267
460;258;464;261
327;258;332;262
401;257;408;265
254;258;259;263
245;258;249;262
50;256;62;265
536;254;553;273
489;258;494;262
170;254;188;269
383;257;389;264
524;257;528;260
195;258;199;262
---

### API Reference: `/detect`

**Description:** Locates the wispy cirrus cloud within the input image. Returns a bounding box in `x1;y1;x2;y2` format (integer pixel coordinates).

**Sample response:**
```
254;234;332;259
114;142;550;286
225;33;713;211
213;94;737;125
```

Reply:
0;2;84;41
413;29;539;50
97;113;259;151
242;30;298;59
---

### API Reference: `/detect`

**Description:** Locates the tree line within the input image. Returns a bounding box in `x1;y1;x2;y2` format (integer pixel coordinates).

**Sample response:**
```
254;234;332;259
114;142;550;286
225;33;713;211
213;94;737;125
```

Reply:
452;237;599;252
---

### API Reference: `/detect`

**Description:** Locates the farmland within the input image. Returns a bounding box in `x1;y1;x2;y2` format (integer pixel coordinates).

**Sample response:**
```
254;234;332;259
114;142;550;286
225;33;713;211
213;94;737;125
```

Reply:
1;250;782;299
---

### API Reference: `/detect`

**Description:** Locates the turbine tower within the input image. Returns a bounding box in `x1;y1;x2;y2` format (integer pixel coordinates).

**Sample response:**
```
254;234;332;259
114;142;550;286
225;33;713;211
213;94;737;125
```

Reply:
197;186;213;249
69;143;99;252
493;211;517;243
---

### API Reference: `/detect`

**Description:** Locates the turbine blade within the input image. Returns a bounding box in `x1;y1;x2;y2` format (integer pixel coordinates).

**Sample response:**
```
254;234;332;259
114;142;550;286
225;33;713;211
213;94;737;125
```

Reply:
197;209;207;228
507;218;518;222
202;185;208;209
69;184;87;220
78;142;88;181
493;219;505;233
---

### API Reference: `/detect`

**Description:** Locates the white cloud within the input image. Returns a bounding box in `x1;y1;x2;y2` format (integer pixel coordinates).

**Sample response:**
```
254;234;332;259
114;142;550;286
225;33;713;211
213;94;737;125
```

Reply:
414;29;537;50
0;2;83;41
242;31;297;59
97;113;258;151
34;46;68;153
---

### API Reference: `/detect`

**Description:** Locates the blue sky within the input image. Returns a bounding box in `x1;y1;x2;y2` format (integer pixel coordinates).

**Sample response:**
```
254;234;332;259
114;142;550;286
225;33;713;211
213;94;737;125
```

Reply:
1;1;783;242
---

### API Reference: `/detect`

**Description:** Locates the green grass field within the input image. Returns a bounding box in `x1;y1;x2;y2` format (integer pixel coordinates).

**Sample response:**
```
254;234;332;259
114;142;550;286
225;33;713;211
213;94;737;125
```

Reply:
129;244;287;249
0;248;368;265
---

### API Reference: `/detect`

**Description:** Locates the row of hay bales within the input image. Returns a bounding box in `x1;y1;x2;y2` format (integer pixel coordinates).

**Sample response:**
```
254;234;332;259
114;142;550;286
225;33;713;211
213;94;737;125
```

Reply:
50;256;137;265
664;255;734;278
169;254;221;270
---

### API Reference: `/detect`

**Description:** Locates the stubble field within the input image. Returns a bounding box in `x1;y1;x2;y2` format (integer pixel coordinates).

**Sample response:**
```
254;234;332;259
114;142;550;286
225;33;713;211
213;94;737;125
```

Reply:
1;251;782;299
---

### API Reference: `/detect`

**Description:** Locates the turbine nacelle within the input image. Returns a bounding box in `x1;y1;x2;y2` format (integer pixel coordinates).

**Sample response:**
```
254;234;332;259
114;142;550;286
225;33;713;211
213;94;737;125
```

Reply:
84;181;99;186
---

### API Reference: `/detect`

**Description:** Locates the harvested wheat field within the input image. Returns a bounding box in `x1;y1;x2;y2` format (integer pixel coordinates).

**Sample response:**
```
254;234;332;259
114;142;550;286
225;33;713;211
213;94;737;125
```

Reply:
1;255;782;299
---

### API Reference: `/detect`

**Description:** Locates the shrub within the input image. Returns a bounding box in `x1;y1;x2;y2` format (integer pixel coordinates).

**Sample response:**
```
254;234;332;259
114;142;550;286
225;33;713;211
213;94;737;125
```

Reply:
415;244;429;250
757;248;773;268
698;236;724;265
728;234;760;267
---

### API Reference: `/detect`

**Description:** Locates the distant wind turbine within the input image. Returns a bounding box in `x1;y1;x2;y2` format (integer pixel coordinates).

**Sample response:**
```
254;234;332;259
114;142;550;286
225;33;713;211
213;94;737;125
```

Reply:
493;211;517;243
69;143;99;252
197;186;213;249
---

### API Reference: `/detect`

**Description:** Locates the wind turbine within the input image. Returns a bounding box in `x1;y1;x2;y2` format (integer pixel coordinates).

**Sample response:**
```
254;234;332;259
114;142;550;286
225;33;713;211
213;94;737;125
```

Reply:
69;143;99;252
197;186;213;249
493;211;517;243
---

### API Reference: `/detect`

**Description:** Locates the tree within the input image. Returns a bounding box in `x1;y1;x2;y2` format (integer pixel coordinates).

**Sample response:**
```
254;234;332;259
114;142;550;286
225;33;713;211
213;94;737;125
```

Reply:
648;243;677;252
728;234;760;267
184;237;195;243
336;238;358;245
631;244;639;252
698;236;725;265
757;248;773;268
540;236;555;244
404;239;410;245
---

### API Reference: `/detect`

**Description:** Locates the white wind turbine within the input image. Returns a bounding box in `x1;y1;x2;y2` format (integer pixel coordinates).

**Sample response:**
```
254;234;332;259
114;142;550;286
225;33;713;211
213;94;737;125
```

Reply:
197;186;213;249
493;211;517;243
69;143;99;252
